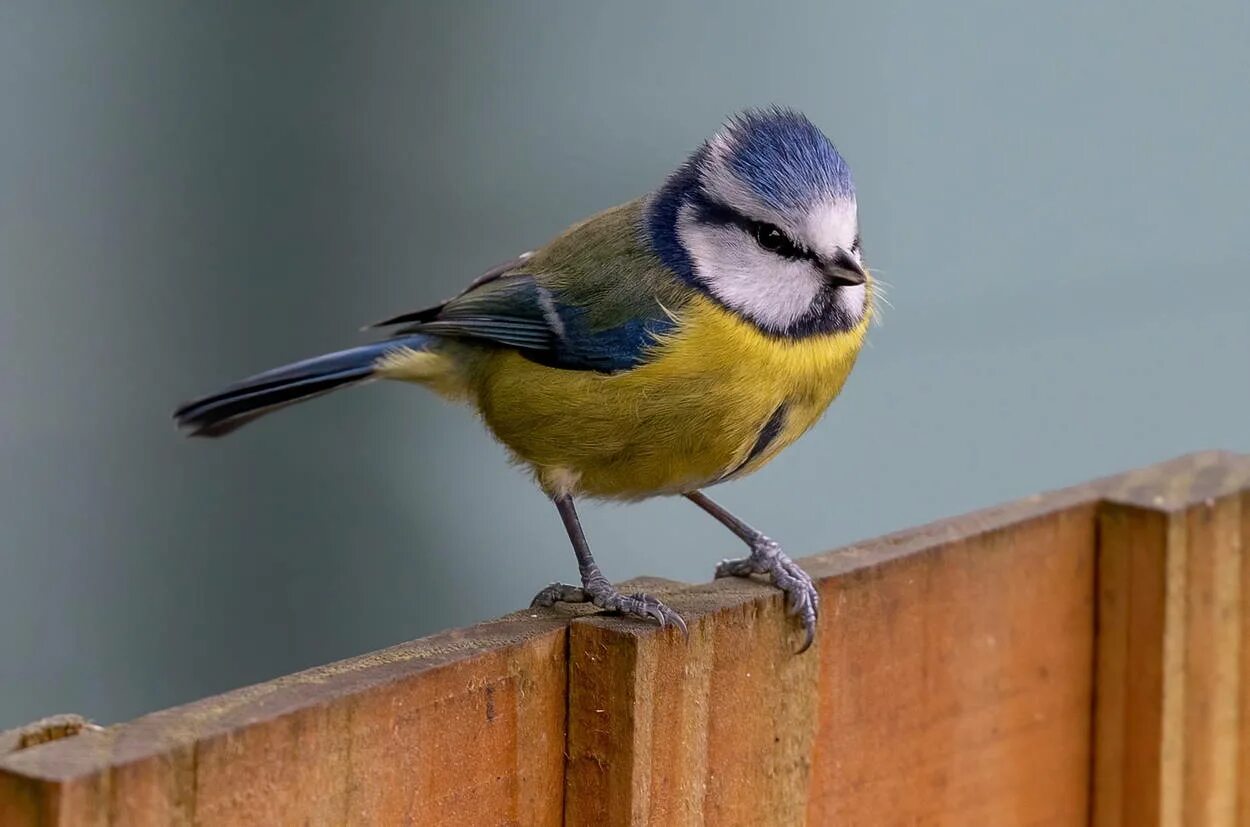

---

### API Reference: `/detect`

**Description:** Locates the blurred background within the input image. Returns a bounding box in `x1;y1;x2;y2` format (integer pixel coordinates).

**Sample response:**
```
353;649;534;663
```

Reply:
1;2;1247;729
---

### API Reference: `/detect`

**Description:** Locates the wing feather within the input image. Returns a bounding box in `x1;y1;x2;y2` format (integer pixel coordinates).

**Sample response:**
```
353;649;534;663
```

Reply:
366;201;688;372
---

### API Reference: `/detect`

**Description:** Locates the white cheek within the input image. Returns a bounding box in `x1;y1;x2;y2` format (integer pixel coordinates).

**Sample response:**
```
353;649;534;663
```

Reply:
837;283;867;321
677;215;823;331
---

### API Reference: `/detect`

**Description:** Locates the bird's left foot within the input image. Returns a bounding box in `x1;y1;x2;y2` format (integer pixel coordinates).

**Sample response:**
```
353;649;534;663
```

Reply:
715;538;819;653
530;579;689;636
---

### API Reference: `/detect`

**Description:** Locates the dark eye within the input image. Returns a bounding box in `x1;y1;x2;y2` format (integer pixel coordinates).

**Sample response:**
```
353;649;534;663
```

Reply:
751;222;803;259
850;233;862;254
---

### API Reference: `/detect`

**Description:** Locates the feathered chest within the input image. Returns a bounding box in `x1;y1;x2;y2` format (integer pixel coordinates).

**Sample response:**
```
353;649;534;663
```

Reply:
474;292;871;499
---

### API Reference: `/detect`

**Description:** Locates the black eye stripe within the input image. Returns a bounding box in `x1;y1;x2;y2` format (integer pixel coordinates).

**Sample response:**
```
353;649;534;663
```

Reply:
690;196;744;228
689;196;817;263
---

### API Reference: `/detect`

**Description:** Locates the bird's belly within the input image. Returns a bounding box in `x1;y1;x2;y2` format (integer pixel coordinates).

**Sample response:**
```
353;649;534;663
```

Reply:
474;296;868;499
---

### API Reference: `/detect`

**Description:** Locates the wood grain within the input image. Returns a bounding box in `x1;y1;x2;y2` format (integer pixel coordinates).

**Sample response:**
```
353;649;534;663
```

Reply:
3;452;1247;826
805;505;1097;826
564;576;820;826
1094;452;1250;827
1093;505;1169;827
562;452;1250;826
564;507;1102;826
0;615;569;826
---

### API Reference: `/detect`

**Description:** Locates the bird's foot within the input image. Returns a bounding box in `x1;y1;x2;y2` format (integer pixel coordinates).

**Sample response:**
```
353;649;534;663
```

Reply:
715;538;819;653
530;577;688;636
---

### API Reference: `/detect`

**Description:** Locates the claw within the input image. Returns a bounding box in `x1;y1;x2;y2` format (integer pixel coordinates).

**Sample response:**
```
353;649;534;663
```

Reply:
530;582;586;608
795;622;816;655
533;581;689;639
645;602;666;628
714;538;819;654
715;557;760;580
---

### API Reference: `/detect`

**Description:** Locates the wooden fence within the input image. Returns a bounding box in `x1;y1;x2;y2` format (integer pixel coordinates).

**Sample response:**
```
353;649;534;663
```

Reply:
1;451;1247;825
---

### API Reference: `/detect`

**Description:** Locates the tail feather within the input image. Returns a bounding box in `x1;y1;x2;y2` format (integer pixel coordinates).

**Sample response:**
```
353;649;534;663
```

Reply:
174;335;429;438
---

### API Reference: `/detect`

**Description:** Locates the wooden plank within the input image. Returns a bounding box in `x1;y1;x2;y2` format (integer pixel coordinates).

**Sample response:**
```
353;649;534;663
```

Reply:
0;614;570;826
1180;495;1242;825
1093;452;1250;827
805;504;1097;826
1093;505;1169;827
565;504;1100;825
564;576;820;826
3;451;1247;826
563;452;1250;826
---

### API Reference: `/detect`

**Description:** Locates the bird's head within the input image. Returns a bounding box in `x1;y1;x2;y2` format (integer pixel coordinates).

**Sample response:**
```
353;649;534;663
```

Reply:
646;108;867;336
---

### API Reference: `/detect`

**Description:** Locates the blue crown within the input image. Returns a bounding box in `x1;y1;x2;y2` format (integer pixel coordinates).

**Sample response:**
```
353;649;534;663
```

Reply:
719;108;854;210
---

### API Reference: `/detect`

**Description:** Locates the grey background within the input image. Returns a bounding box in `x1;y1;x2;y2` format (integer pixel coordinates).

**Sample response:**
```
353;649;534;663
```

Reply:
1;2;1247;729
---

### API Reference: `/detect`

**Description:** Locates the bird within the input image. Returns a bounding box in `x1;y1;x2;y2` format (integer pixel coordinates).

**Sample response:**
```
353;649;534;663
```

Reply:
174;107;874;653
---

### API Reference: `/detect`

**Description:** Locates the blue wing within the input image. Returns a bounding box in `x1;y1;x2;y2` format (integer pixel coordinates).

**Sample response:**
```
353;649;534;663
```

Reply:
372;262;675;373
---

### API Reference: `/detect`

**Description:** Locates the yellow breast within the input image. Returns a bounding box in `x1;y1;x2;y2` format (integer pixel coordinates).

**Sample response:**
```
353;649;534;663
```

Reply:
471;293;870;500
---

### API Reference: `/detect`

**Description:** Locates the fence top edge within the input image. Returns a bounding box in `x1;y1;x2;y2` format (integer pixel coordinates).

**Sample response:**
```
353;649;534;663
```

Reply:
1097;449;1250;512
0;612;569;783
2;450;1244;784
568;451;1249;641
803;450;1248;579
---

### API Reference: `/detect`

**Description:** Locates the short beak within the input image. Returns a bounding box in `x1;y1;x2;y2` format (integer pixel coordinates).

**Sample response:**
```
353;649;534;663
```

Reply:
821;250;867;287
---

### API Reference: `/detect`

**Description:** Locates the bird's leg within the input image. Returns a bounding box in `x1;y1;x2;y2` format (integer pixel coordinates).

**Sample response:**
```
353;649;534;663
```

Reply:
684;490;819;652
531;494;688;635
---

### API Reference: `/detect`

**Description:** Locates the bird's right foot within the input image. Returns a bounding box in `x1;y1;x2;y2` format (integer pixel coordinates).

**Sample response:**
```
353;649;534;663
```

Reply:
531;578;688;636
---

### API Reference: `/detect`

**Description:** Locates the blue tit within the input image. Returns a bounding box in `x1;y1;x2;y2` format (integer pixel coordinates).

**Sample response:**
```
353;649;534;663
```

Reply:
174;107;873;652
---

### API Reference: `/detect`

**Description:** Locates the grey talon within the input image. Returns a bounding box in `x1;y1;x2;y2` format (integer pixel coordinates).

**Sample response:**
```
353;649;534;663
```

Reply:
534;495;687;633
684;490;820;653
530;582;588;608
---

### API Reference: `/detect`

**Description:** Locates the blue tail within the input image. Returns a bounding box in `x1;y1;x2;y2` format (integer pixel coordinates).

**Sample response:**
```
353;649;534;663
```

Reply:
174;335;429;438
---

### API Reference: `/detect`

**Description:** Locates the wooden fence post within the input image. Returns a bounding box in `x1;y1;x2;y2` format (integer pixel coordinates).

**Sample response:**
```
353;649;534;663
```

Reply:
564;495;1101;825
1;452;1247;825
1094;455;1249;827
0;616;570;826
